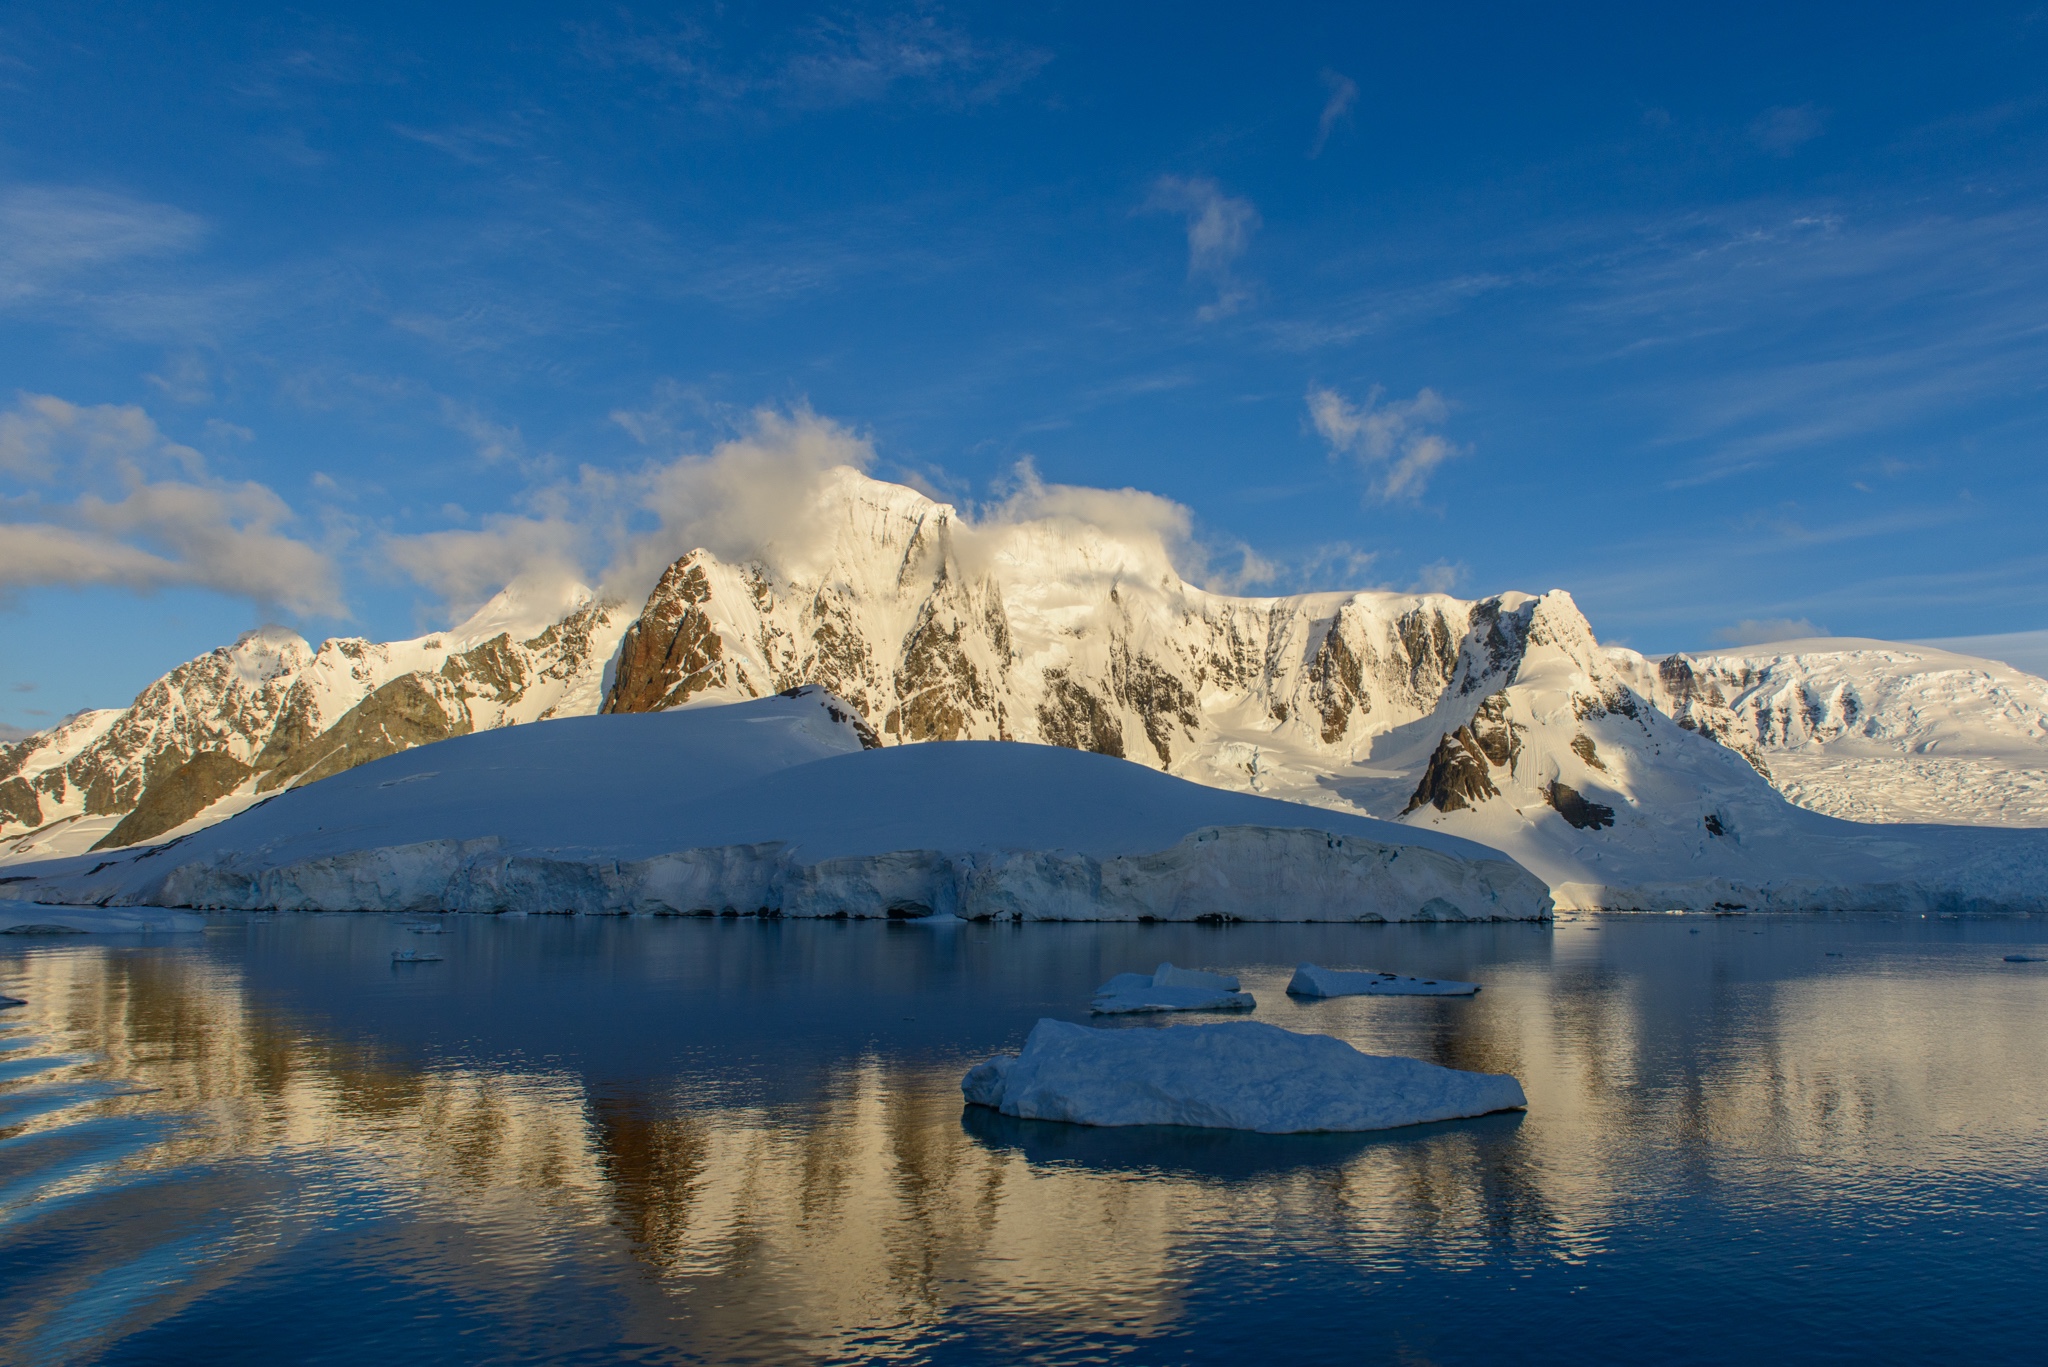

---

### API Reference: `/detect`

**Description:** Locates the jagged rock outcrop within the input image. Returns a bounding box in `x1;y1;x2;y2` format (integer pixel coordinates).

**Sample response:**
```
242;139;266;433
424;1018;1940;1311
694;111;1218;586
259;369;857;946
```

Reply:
94;752;254;850
259;673;476;791
1403;728;1501;814
0;471;1670;863
602;558;728;713
1545;781;1615;831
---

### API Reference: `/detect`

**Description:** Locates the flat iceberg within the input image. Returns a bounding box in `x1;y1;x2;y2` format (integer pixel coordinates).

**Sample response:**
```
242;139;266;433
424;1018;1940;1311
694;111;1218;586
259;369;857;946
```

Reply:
961;1018;1526;1133
1287;964;1480;998
1091;963;1255;1014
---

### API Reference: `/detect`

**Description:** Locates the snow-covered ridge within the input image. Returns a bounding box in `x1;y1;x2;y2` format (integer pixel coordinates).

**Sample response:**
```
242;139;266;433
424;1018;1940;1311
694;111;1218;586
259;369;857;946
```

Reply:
1;582;628;860
1;690;1553;922
7;467;2047;911
1614;638;2048;826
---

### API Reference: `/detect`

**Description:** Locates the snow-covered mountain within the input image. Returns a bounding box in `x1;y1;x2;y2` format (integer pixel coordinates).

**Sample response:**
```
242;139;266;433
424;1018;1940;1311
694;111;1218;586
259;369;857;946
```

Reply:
5;688;1550;923
1617;639;2048;826
6;467;2046;911
0;580;626;860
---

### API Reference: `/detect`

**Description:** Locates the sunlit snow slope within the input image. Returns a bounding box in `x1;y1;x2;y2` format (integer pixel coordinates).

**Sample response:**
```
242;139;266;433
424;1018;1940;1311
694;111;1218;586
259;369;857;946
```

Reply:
1618;638;2048;826
3;690;1550;923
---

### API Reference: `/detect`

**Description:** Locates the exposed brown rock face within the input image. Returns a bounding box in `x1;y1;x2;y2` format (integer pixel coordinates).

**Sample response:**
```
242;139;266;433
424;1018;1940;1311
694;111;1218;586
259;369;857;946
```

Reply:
1469;693;1523;772
1036;670;1125;758
887;605;995;743
1401;608;1463;696
440;632;529;705
1651;653;1778;780
1307;621;1370;743
603;558;729;714
93;752;254;850
1570;732;1605;771
1546;780;1616;830
1115;648;1198;765
1402;727;1501;814
0;776;40;830
259;674;474;792
250;679;324;786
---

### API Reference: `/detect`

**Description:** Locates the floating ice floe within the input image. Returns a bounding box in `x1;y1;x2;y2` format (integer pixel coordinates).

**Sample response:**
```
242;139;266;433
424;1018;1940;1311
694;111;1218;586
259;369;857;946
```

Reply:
1286;964;1480;998
1091;963;1255;1014
391;949;443;963
961;1018;1526;1133
2004;954;2044;963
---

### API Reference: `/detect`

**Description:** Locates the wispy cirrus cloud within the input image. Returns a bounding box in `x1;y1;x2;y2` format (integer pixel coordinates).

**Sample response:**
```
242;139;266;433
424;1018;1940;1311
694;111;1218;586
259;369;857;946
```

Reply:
1750;103;1827;156
1712;617;1828;645
1308;385;1461;500
581;9;1048;114
1146;176;1260;320
1310;69;1356;157
0;186;205;304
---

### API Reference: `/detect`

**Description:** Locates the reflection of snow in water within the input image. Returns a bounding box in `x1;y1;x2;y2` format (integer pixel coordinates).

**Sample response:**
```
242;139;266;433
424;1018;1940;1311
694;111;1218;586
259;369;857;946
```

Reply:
0;916;2042;1362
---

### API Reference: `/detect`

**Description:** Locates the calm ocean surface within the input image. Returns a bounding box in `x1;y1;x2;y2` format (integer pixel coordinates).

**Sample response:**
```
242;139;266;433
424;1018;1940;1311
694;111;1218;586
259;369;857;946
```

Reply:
1;913;2043;1365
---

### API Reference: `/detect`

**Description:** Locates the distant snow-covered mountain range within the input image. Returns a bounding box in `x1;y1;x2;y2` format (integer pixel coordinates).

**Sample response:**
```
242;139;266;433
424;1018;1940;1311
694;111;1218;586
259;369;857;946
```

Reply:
5;467;2045;910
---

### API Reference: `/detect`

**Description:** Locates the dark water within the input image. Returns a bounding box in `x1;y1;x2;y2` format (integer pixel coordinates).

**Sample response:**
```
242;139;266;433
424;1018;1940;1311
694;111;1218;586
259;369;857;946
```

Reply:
1;914;2044;1366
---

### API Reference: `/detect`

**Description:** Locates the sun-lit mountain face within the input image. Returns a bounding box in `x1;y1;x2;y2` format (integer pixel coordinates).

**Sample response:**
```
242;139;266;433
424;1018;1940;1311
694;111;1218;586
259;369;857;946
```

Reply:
5;469;2046;913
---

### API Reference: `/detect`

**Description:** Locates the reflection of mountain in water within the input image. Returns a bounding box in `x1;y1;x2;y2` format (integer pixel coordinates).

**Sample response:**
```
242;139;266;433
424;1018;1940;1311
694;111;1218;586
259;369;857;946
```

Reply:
1;917;2044;1362
960;1105;1527;1181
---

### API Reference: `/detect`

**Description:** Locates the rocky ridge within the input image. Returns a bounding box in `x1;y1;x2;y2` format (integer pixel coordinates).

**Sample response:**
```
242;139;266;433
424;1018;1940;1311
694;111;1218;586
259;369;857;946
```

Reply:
1;583;627;858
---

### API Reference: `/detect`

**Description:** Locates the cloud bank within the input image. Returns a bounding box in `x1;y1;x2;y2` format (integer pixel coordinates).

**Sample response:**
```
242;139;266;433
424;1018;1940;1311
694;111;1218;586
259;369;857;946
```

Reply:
0;393;340;615
380;405;1284;623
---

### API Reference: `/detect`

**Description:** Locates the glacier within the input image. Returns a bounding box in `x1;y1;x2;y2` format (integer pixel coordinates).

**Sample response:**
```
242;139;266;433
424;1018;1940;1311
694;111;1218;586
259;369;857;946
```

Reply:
961;1018;1528;1133
0;690;1553;921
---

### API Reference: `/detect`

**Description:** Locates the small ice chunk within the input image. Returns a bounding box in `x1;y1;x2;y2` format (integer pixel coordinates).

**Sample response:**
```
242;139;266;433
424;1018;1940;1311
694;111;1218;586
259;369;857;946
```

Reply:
2004;954;2044;963
1092;962;1254;1014
961;1054;1012;1107
1287;964;1479;998
961;1018;1526;1133
1150;963;1240;992
1095;972;1156;995
0;994;24;1009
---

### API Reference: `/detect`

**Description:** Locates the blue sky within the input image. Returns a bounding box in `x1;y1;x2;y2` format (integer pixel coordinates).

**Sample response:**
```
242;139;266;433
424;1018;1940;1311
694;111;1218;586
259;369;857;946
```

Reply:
3;1;2047;730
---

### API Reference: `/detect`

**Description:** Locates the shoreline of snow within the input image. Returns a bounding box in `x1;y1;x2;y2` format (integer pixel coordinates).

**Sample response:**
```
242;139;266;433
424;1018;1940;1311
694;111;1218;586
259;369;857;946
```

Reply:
1;823;1551;921
0;698;1553;922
